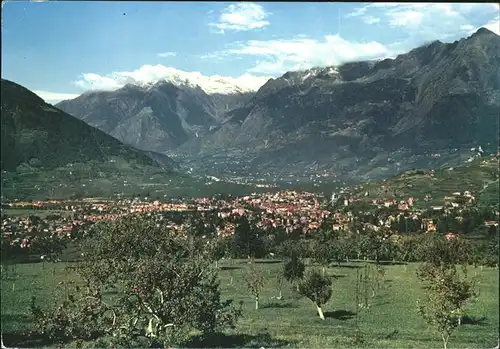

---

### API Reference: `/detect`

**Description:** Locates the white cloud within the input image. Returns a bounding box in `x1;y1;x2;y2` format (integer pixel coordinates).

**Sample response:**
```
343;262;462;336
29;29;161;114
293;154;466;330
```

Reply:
210;3;270;33
460;24;475;32
345;7;367;18
388;10;424;27
483;19;500;35
347;3;499;40
363;16;380;25
473;15;500;36
157;52;177;58
345;7;380;25
73;64;272;94
74;73;123;90
33;90;79;103
208;35;392;75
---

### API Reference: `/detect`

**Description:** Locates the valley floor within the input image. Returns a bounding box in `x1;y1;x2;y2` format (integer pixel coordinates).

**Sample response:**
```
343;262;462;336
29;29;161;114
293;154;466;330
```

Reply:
1;260;499;348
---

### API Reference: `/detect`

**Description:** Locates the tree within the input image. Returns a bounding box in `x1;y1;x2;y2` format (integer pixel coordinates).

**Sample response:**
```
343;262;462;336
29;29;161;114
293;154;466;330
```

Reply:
30;215;242;347
336;232;356;265
283;255;305;292
417;263;476;349
206;237;230;268
274;272;285;300
415;233;472;269
298;269;333;320
244;265;265;310
310;234;333;276
358;230;395;263
415;233;477;349
231;216;265;260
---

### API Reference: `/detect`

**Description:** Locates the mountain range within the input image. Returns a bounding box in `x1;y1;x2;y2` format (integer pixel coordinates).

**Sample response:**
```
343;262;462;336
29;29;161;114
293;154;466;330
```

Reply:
0;79;275;200
1;79;177;172
50;28;500;181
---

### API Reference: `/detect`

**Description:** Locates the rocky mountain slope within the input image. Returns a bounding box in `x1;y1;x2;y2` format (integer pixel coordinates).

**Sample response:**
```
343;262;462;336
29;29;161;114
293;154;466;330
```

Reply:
57;28;499;182
0;79;273;200
0;79;178;172
186;27;500;179
56;81;254;153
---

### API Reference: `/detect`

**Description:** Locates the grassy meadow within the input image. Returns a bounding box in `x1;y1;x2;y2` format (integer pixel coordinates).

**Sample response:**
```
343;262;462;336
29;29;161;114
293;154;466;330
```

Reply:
1;259;499;348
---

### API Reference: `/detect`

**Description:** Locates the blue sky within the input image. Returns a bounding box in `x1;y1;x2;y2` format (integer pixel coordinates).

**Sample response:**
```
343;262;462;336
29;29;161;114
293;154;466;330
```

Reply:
2;1;499;102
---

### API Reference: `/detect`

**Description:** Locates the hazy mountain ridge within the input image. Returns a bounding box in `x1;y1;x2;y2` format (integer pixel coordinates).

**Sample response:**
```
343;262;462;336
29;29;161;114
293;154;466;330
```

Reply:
1;79;266;201
0;79;176;172
56;81;256;153
192;28;499;178
56;28;499;181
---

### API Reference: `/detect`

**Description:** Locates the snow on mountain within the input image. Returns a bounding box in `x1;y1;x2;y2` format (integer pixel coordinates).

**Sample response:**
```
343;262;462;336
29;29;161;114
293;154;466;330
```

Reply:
75;64;274;95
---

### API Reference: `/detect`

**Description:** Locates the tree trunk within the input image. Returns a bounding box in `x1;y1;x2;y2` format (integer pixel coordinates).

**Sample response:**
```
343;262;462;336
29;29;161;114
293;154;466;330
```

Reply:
296;283;300;292
279;290;282;299
215;260;218;268
255;296;259;310
442;333;449;349
316;305;325;320
322;266;326;276
458;316;462;326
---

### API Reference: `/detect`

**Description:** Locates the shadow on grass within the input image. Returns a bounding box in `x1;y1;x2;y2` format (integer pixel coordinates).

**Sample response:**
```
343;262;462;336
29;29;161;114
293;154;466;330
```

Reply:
2;331;59;348
261;301;297;309
462;315;488;326
332;264;361;269
221;266;241;271
324;310;356;320
183;332;295;348
254;260;282;264
378;261;407;266
379;329;399;339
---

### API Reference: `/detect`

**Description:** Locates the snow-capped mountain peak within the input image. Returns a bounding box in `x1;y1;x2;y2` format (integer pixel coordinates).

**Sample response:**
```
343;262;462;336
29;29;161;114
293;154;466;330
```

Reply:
78;64;273;95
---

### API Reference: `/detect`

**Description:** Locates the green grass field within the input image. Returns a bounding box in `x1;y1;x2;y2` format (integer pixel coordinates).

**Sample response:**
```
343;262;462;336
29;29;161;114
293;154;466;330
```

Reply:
1;259;498;348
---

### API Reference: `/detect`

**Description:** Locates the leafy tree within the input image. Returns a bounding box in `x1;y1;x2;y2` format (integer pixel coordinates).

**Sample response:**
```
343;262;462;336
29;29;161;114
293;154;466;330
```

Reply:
336;232;356;264
206;237;231;268
273;226;288;249
395;235;421;263
298;269;333;320
473;233;499;268
275;272;285;300
415;233;472;269
417;263;476;349
283;255;305;292
310;240;331;276
358;230;394;263
374;264;386;292
31;215;242;347
244;265;265;310
231;216;265;260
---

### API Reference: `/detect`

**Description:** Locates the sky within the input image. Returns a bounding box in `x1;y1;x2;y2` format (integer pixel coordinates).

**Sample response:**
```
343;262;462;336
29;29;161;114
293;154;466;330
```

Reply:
1;1;499;103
